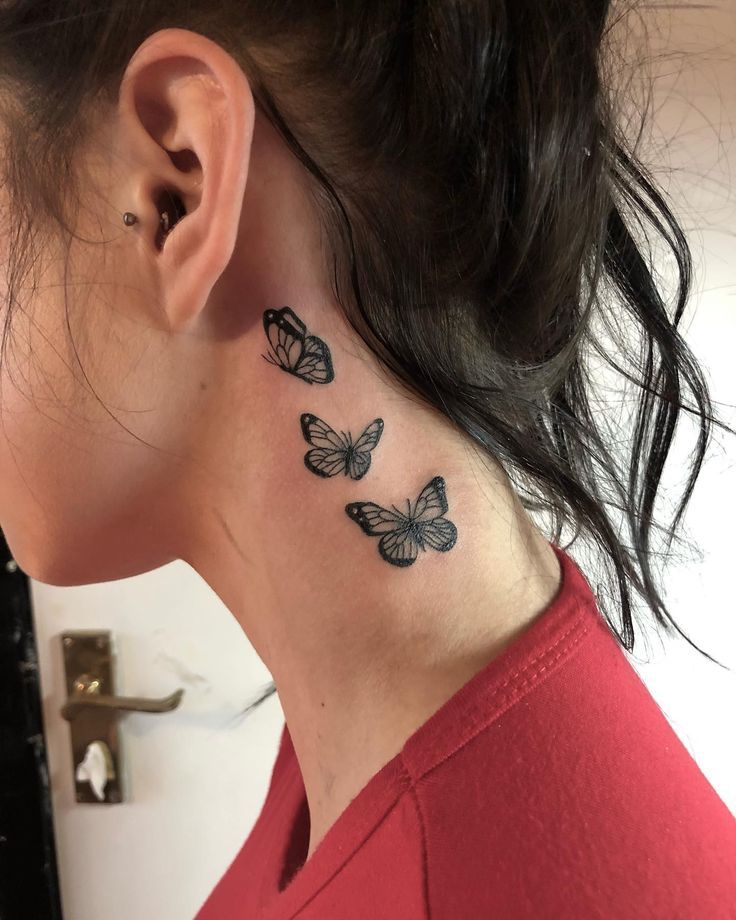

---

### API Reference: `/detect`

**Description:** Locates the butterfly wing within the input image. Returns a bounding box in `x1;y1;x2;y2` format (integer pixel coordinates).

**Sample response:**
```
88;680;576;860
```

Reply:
347;418;384;480
300;413;349;478
293;334;335;384
377;526;420;567
410;475;449;521
345;501;406;535
345;501;420;567
416;517;457;553
410;476;457;555
262;307;306;372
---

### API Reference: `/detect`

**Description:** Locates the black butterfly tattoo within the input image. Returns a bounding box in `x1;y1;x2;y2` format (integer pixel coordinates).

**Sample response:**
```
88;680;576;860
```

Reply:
300;413;384;480
345;476;458;567
262;307;335;385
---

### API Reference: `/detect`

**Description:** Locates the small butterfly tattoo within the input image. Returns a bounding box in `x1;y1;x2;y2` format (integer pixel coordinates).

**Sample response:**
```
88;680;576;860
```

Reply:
345;476;458;567
262;306;335;385
300;413;384;480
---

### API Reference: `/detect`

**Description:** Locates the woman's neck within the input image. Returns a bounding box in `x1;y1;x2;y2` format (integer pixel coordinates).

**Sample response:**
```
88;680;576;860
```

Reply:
177;320;563;861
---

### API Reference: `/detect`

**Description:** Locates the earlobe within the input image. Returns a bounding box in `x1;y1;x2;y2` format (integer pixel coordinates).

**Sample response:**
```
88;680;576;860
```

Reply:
116;28;255;331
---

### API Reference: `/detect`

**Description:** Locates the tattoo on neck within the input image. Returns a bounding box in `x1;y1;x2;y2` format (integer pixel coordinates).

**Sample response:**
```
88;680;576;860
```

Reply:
262;306;334;384
300;413;384;480
260;306;458;566
345;476;458;567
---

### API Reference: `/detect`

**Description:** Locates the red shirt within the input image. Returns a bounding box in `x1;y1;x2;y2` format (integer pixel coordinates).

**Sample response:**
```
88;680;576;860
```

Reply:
195;543;736;919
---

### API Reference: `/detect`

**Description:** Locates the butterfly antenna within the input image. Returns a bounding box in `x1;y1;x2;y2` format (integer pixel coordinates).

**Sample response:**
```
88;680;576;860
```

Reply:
262;351;279;367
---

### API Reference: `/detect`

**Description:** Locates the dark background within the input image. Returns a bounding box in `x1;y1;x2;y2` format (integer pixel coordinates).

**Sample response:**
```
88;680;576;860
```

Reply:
0;530;62;920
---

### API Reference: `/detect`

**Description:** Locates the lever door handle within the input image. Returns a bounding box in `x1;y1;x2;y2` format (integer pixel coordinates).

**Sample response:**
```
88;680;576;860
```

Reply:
61;687;184;722
60;629;186;803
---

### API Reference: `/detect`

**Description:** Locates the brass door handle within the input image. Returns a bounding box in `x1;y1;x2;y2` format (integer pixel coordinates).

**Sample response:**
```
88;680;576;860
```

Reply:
60;629;187;804
61;687;184;722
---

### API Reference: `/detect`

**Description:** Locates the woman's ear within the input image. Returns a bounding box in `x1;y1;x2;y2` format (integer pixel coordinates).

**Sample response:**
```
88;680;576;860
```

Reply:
115;28;254;330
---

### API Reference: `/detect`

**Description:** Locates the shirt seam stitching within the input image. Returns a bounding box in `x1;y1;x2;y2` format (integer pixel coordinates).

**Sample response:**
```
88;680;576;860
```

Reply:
403;605;594;784
291;606;595;918
394;618;593;919
290;766;414;918
408;783;432;920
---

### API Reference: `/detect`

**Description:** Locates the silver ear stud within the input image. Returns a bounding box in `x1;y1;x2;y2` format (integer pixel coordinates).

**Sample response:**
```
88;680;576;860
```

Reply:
122;211;172;232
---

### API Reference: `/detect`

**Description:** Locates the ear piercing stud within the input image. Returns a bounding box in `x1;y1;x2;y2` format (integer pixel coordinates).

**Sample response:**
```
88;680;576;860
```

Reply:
122;210;171;232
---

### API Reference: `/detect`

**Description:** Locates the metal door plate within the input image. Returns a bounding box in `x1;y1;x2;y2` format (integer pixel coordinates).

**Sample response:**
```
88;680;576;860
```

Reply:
61;631;124;804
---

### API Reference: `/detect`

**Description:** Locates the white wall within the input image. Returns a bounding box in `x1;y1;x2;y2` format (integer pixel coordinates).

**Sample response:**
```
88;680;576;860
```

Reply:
32;562;285;920
614;0;736;815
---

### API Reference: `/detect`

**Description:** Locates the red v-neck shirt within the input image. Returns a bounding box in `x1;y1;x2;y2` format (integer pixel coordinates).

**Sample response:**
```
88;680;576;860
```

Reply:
195;543;736;919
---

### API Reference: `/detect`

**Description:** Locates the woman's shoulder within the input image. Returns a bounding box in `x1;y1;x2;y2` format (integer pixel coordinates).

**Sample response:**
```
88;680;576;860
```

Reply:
405;609;736;919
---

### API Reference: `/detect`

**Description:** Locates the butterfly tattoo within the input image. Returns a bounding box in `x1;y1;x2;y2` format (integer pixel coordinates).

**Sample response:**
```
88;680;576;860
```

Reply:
300;413;384;480
262;306;335;385
345;476;458;567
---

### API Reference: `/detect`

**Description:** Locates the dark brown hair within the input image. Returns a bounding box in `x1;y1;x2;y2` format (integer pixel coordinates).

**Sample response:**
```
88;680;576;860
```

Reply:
0;1;731;716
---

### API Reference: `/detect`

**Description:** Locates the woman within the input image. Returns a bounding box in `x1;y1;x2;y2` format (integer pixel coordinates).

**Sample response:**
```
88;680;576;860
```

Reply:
0;1;733;918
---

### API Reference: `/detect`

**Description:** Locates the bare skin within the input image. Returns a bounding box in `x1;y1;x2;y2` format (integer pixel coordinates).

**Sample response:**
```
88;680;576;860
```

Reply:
0;29;562;865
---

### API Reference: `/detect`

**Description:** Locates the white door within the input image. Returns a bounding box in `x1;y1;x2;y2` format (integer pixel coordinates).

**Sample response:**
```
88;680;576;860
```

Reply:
31;560;284;920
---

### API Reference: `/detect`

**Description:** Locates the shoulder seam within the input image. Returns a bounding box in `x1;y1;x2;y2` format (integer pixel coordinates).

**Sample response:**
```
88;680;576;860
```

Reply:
396;611;594;920
407;611;594;784
407;781;432;920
